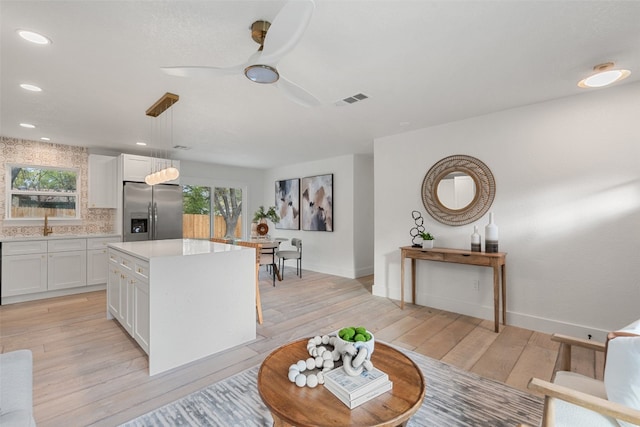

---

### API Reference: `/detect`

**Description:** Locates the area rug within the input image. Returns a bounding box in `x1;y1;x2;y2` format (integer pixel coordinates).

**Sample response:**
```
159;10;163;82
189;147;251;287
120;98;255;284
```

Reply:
121;347;543;427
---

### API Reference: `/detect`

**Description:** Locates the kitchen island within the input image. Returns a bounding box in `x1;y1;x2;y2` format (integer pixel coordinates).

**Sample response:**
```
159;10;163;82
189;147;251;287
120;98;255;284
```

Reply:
107;239;256;375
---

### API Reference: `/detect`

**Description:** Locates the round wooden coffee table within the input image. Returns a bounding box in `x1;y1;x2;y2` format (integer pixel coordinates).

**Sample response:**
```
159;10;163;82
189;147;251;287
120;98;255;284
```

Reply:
258;338;426;427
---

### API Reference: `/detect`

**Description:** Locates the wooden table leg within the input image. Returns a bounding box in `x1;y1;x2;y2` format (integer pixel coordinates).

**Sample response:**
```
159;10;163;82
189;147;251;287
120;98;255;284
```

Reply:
493;264;499;333
501;263;507;326
411;258;416;305
271;413;292;427
400;250;405;309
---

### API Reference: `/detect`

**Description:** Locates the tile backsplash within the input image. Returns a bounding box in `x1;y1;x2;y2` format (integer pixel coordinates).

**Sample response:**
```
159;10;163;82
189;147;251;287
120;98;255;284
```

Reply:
0;136;116;238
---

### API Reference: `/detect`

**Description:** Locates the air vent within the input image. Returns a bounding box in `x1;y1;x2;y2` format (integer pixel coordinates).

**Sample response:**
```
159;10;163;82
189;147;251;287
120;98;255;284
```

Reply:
173;145;191;150
334;93;369;107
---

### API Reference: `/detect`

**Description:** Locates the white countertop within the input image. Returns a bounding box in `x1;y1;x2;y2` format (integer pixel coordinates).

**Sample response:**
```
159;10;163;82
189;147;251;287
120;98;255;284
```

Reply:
108;239;247;260
0;234;121;243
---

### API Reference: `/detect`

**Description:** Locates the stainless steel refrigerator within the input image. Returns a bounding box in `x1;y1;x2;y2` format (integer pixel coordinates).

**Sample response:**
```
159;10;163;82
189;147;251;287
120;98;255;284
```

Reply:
123;182;183;242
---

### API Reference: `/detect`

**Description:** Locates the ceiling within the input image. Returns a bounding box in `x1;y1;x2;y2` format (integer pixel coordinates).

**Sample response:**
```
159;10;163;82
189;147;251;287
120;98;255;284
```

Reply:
2;1;639;169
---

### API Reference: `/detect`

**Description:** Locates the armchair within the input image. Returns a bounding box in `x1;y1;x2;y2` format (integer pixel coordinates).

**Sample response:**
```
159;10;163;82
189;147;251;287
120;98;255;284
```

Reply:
524;321;640;427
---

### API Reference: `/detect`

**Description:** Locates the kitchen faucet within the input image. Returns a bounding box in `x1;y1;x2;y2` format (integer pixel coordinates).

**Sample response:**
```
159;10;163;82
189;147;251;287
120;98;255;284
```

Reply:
43;213;53;236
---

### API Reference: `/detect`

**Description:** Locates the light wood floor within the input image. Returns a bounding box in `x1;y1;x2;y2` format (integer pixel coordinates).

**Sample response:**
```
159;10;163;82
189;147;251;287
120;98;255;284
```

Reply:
0;268;602;426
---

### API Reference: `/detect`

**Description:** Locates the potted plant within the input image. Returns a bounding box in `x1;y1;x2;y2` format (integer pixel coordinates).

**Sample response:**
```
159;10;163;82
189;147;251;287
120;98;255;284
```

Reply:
253;205;280;224
419;231;435;249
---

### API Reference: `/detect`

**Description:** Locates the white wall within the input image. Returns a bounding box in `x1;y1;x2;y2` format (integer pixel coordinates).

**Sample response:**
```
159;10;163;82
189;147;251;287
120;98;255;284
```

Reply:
265;154;374;278
354;154;375;277
373;82;640;341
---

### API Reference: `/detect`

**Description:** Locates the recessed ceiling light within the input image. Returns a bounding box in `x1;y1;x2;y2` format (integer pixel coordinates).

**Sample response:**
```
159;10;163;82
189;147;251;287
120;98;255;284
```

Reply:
20;123;36;128
578;62;631;88
20;83;42;92
136;141;147;146
40;137;51;141
17;29;52;45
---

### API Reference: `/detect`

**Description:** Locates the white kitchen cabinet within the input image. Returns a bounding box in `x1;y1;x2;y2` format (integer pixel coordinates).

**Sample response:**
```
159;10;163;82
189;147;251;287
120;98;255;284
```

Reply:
1;235;120;304
87;237;121;285
107;240;255;375
107;259;121;318
87;249;109;285
47;239;87;291
1;240;48;297
1;252;48;297
133;280;150;353
48;250;87;290
121;153;180;184
88;154;117;208
107;249;147;346
122;154;152;182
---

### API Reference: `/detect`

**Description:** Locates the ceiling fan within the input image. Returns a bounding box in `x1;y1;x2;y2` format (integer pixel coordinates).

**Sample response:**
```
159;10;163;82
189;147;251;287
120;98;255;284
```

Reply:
162;0;321;107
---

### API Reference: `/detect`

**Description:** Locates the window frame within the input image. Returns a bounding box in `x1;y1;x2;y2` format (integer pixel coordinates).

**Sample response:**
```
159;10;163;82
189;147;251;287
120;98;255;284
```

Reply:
181;178;249;239
5;163;81;222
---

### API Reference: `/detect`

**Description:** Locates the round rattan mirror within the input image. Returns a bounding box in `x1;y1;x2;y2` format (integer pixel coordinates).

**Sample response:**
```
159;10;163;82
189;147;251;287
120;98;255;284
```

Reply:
421;155;495;226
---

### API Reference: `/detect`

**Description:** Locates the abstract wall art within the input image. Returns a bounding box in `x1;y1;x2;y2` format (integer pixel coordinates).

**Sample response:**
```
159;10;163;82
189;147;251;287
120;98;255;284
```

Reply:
301;174;333;232
275;178;300;230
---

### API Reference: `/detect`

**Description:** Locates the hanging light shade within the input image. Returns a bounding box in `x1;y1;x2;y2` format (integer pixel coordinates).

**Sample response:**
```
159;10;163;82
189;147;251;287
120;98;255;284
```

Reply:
165;167;180;181
143;92;180;185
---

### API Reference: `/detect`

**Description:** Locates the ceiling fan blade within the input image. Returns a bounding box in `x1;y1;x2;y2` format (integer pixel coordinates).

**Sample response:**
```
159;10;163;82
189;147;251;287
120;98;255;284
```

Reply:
161;64;245;78
276;76;321;107
260;0;315;65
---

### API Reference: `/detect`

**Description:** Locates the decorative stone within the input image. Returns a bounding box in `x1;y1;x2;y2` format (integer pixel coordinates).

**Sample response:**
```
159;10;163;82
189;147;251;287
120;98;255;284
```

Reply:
306;358;315;370
306;374;318;388
295;374;307;387
315;356;324;368
296;360;307;371
288;369;300;382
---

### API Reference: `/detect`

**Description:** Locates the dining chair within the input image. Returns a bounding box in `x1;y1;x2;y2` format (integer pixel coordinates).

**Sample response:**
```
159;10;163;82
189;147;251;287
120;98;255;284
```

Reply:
224;240;263;325
258;241;281;286
277;238;302;278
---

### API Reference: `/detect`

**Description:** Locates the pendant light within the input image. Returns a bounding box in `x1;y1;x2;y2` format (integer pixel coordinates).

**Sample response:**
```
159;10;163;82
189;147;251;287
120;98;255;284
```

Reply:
144;93;180;185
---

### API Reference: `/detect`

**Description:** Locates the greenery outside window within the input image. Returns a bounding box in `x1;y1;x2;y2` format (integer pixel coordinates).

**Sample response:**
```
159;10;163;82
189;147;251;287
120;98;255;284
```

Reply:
7;165;80;219
182;185;244;239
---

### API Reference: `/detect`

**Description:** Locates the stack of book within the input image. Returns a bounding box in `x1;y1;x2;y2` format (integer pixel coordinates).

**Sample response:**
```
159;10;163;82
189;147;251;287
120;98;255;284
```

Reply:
323;366;393;409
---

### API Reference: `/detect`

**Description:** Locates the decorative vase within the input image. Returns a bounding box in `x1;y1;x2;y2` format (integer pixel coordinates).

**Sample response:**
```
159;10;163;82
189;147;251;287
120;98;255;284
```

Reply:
485;212;499;253
471;225;481;252
335;331;375;360
422;239;434;249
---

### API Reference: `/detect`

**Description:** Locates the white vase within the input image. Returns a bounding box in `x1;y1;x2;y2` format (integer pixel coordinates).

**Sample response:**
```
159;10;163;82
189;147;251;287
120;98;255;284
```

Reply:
471;225;481;252
335;332;375;360
485;212;499;253
422;240;434;249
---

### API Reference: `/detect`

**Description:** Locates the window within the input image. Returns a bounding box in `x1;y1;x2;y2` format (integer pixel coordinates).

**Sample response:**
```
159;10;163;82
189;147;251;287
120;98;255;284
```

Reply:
182;185;211;239
213;187;243;239
7;165;80;219
182;185;244;239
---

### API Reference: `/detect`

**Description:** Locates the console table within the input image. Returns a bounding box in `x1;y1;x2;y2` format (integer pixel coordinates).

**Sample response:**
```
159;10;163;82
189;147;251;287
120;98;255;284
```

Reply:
399;246;507;333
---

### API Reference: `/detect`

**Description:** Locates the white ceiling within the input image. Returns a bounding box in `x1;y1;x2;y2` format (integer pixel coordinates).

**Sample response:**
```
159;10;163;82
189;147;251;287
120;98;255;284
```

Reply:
2;1;639;169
